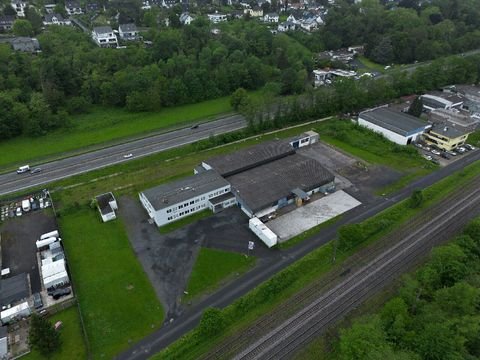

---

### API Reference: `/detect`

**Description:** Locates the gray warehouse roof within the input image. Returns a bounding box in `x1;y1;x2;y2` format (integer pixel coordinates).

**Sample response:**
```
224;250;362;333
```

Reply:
0;273;29;307
204;140;295;177
142;170;229;210
228;154;334;213
359;107;429;136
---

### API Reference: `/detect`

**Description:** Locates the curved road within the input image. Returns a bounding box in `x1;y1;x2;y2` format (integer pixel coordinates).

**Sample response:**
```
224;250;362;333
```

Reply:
0;115;246;196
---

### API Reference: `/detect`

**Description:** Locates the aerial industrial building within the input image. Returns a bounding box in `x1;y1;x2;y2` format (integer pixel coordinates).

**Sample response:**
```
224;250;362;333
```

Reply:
140;132;335;234
358;107;431;145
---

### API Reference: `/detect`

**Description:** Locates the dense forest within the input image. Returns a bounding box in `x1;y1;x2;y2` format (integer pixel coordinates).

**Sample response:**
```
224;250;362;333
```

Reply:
330;218;480;360
296;0;480;64
2;0;480;141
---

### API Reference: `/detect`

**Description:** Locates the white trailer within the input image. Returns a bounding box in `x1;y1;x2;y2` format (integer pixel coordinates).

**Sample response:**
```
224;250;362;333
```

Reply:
1;302;31;325
36;237;58;250
249;217;278;248
40;230;59;240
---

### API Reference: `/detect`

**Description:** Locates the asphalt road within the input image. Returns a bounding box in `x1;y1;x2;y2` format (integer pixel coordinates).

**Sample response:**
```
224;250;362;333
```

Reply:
0;115;246;196
115;150;480;360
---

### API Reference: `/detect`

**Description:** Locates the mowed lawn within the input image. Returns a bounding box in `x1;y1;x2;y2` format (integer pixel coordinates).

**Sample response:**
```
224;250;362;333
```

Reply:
185;248;256;301
23;307;86;360
314;120;430;171
58;209;164;358
0;97;232;169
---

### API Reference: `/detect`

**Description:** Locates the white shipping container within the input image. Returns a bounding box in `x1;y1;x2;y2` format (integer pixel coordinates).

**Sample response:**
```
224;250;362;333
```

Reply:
36;237;57;249
1;302;31;325
40;230;59;240
249;217;278;248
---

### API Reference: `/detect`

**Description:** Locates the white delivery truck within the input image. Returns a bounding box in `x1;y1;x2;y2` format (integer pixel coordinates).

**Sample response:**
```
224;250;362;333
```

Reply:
16;165;30;174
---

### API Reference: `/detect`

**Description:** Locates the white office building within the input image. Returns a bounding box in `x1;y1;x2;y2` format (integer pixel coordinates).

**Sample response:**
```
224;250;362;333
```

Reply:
139;170;233;227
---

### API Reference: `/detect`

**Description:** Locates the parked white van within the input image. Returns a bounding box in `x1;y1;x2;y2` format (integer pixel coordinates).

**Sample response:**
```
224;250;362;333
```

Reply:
16;165;30;174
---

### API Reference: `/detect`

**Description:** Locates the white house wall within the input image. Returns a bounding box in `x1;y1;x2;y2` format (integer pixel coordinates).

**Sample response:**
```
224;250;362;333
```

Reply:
358;117;421;145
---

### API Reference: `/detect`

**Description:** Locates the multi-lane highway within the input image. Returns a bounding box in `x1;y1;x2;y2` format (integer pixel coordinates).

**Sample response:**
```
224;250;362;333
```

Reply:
0;115;246;196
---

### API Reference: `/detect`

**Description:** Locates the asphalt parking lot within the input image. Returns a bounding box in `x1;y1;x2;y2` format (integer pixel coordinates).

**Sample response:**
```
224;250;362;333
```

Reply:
416;143;477;167
299;142;402;202
120;196;276;318
0;211;57;294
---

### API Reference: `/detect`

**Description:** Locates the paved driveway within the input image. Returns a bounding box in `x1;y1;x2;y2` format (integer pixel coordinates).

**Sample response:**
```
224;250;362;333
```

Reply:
120;197;276;319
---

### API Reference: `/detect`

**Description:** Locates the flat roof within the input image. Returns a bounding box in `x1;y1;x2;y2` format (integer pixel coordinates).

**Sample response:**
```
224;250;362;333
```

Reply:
425;91;464;105
96;192;115;215
228;154;334;213
359;107;429;136
204;140;294;177
142;170;229;210
429;123;467;139
428;109;478;128
0;273;29;307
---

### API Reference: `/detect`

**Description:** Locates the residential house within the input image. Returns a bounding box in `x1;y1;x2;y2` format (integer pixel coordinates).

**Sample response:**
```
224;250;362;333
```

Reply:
179;12;194;25
91;26;118;47
118;23;139;40
208;13;227;23
263;12;279;23
43;13;71;26
141;0;152;9
44;3;56;14
86;1;100;12
11;0;27;17
0;15;14;32
95;192;118;222
162;0;177;7
65;0;83;15
278;21;297;32
244;6;263;17
10;37;41;52
423;124;471;152
286;14;299;24
231;10;244;19
300;17;317;31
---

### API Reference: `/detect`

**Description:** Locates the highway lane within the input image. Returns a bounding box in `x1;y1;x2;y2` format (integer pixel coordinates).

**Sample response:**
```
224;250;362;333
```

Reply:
0;115;246;196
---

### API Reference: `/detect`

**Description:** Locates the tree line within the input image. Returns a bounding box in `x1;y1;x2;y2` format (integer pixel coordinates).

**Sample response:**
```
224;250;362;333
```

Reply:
0;19;311;140
334;218;480;360
293;0;480;64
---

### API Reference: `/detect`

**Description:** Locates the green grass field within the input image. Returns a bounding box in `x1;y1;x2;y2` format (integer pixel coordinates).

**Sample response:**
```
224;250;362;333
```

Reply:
357;56;386;73
22;307;87;360
58;209;164;358
0;97;232;170
184;248;256;302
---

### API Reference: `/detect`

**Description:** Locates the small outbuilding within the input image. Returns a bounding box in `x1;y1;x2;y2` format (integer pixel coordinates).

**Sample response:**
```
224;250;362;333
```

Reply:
358;107;431;145
95;192;118;222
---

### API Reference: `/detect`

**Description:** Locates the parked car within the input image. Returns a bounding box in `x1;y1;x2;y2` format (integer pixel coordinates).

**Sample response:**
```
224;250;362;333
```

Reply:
31;168;42;174
415;143;423;149
33;293;43;309
48;287;71;300
447;150;457;156
423;154;432;161
424;146;431;151
430;158;440;165
440;152;451;159
15;207;22;217
457;147;466;153
465;144;476;150
431;149;441;155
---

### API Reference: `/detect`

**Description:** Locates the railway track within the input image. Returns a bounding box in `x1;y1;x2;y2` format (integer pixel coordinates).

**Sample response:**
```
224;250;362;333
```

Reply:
203;174;480;360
